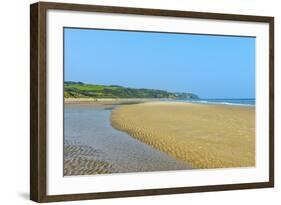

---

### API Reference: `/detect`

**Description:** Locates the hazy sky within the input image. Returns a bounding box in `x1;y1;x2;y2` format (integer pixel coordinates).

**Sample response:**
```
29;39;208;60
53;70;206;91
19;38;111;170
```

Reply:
64;28;255;99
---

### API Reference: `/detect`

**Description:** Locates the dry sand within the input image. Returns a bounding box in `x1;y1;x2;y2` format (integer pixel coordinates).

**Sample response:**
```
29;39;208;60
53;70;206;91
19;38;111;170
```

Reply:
111;102;255;169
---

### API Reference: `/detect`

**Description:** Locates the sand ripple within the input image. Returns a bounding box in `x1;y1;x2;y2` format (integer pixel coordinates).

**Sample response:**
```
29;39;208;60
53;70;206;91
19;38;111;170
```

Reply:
111;102;255;169
64;141;118;176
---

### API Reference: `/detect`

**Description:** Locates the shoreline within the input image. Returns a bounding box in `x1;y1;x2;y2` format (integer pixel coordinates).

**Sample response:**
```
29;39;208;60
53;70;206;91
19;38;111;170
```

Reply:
64;98;255;107
64;98;162;105
64;102;192;175
111;101;255;169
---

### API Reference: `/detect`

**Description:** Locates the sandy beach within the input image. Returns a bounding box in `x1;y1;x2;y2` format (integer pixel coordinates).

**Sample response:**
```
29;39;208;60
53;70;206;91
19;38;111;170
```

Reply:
111;101;255;169
64;98;161;105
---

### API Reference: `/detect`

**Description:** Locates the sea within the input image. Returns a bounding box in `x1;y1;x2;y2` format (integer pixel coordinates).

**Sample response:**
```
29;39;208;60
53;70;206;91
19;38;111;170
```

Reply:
178;98;255;106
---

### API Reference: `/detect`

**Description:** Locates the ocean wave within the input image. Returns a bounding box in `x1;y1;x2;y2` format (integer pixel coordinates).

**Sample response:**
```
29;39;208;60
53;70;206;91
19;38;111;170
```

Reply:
181;100;255;107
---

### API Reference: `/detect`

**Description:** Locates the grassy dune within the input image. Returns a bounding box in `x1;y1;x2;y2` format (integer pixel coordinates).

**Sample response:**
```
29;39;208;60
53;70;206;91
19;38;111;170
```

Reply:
111;102;255;169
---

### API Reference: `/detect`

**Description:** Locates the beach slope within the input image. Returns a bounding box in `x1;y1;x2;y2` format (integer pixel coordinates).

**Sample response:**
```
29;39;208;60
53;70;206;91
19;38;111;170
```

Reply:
111;102;255;169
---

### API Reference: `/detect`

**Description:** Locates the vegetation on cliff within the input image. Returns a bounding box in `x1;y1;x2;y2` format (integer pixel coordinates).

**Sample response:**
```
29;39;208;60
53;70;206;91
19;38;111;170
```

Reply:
64;81;199;99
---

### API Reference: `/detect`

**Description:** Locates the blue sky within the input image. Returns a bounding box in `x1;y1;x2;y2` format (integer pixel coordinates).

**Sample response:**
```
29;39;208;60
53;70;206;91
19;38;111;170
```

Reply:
64;28;255;99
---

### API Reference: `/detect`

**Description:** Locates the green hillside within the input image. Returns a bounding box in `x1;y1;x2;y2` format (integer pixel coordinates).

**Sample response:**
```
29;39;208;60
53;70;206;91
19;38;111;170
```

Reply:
64;81;199;99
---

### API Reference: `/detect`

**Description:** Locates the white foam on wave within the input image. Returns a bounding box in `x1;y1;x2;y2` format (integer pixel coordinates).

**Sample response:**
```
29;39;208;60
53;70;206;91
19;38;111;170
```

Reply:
180;100;255;107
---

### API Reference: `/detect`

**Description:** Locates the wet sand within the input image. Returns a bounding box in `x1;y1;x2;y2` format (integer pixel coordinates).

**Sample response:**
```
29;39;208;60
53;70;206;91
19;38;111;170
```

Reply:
64;141;118;175
111;102;255;169
64;104;191;176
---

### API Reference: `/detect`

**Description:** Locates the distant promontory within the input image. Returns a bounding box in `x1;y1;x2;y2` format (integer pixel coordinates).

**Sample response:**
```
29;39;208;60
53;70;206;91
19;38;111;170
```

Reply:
64;81;199;99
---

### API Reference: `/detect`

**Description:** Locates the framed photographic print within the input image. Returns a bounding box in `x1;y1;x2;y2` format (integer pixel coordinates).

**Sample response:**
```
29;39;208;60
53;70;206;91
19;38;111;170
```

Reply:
30;1;274;202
